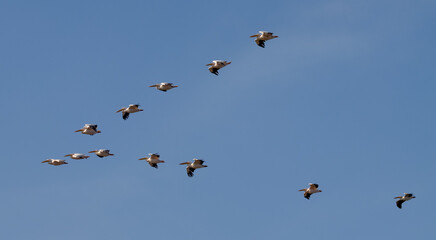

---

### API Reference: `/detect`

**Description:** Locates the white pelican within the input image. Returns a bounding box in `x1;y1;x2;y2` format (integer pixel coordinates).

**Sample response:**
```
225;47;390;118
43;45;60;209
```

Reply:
249;31;278;48
206;60;231;75
74;124;101;135
64;153;90;160
179;158;208;177
138;153;165;168
298;183;322;200
149;83;178;92
89;149;114;158
41;159;68;166
116;104;143;120
394;193;416;209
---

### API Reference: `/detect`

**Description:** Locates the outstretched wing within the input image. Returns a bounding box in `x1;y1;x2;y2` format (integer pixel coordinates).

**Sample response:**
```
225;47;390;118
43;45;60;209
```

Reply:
304;192;311;200
122;112;130;120
187;167;195;177
194;159;204;165
396;200;405;209
149;162;158;169
209;67;219;75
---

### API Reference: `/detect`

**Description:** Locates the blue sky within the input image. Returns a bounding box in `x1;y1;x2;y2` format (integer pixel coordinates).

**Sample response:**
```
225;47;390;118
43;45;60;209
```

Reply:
1;0;435;239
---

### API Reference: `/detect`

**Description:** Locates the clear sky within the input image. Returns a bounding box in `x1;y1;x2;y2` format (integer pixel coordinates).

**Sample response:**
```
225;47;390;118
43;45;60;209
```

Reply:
1;0;435;239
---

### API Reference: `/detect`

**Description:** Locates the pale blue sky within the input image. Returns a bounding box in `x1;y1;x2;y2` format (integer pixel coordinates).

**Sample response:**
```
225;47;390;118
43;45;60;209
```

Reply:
1;1;435;239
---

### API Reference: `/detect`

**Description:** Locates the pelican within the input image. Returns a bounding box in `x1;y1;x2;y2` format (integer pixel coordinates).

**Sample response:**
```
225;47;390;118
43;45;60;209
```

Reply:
138;153;165;168
394;193;416;209
41;159;68;166
179;158;208;177
116;104;143;120
64;153;90;160
249;31;278;48
206;60;231;75
149;83;178;92
74;124;101;135
298;183;322;200
88;149;114;158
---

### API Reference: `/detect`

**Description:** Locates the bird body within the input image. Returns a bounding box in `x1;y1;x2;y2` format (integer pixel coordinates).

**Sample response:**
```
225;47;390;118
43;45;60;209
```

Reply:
41;159;68;166
149;83;178;92
179;159;208;177
89;149;114;158
299;183;322;200
394;193;416;209
139;153;165;168
116;104;143;120
249;31;278;48
64;153;90;160
206;60;231;75
75;124;101;135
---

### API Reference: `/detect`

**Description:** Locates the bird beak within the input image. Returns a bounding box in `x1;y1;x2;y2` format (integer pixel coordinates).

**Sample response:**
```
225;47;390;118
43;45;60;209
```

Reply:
206;63;213;66
249;35;258;38
89;151;97;153
227;62;232;65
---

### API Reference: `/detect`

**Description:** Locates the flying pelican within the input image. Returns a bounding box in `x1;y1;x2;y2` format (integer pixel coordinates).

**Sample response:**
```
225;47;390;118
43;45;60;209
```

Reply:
116;104;143;120
64;153;90;160
88;149;114;158
41;159;68;166
179;158;208;177
138;153;165;168
74;124;101;135
249;31;278;48
298;183;322;200
206;60;231;75
149;83;178;92
394;193;416;209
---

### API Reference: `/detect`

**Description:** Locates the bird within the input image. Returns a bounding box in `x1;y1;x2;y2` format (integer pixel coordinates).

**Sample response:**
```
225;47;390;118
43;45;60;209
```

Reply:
116;104;143;120
206;60;231;75
138;153;165;169
74;124;101;135
394;193;416;209
298;183;322;200
179;159;208;177
249;31;278;48
149;83;178;92
41;159;68;166
64;153;90;160
88;149;114;158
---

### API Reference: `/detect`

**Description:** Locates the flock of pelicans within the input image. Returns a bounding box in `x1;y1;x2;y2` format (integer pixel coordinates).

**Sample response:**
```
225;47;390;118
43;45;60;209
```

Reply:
41;31;416;209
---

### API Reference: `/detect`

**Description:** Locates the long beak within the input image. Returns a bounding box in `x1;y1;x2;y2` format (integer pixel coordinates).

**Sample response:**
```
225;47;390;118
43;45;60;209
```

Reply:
41;160;49;163
109;154;114;156
138;158;147;160
97;131;101;133
173;85;179;88
206;63;213;66
179;162;188;165
89;150;97;153
138;109;144;111
149;85;159;87
227;62;232;64
249;35;258;38
298;189;306;191
74;129;82;132
116;108;125;113
394;196;402;199
64;154;72;157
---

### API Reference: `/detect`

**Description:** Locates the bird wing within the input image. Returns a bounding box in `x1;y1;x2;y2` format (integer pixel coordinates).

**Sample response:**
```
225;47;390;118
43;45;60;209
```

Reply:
149;162;158;169
187;167;195;177
304;192;312;200
122;112;130;120
309;184;319;190
194;159;204;165
396;200;405;209
405;193;413;198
